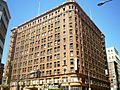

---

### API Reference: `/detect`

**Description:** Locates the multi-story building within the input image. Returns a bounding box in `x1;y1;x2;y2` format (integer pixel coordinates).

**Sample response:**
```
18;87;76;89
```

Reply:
0;0;11;84
106;47;120;90
4;0;110;90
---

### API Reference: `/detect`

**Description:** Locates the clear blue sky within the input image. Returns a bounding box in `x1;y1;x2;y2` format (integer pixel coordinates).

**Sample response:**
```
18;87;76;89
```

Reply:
2;0;120;64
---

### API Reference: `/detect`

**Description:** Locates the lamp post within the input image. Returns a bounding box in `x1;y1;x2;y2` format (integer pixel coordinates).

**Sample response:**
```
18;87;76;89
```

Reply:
97;0;112;6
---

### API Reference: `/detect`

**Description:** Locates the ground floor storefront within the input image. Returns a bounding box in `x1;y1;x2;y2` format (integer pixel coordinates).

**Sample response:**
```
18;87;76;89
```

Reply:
9;73;110;90
9;85;110;90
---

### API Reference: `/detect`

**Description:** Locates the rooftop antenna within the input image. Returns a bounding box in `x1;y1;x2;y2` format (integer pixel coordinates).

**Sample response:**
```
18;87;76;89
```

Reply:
38;1;40;15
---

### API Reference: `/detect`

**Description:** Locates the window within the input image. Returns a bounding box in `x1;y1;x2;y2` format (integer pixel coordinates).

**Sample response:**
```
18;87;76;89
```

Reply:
63;13;66;17
76;51;79;55
51;24;53;28
48;36;52;41
54;70;57;75
70;59;74;65
54;62;56;67
29;54;33;59
43;64;45;69
54;54;57;59
63;31;66;35
34;53;37;58
33;65;38;70
30;42;34;47
57;61;60;67
112;56;114;59
50;63;52;68
54;39;60;45
64;52;66;58
30;36;35;41
24;55;28;60
23;61;27;67
76;36;78;42
36;34;40;39
46;71;49;75
41;44;46;49
69;16;72;22
35;46;40;51
46;63;49;69
47;55;52;61
28;60;32;65
19;51;23;56
47;56;50;61
47;48;52;54
50;55;52;60
69;22;72;28
57;69;60;74
41;38;46;43
55;21;60;26
57;54;60;59
69;29;73;34
50;70;52;75
40;57;45;63
70;67;74;72
64;45;66;50
42;71;44;76
57;46;60;52
70;51;73;57
70;36;73;42
42;32;46;37
40;50;46;56
63;25;65;29
25;44;29;49
64;68;67;74
63;38;66;42
63;7;65;11
54;47;57;52
76;44;79;49
55;33;59;39
64;60;66;65
48;42;52;47
109;57;111;59
70;43;73;49
63;19;65;23
28;66;32;72
48;25;50;29
34;59;38;64
40;65;42;70
48;30;53;34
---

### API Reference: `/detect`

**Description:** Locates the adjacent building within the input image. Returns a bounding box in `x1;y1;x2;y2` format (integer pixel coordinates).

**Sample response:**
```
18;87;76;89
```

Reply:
106;47;120;90
0;0;11;84
4;0;110;90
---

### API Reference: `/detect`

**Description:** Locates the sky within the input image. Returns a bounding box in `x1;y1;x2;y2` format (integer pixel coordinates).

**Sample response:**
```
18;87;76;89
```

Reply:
2;0;120;64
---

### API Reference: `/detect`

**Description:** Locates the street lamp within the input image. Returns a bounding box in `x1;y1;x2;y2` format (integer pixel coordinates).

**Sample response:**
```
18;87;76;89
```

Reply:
97;0;112;6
